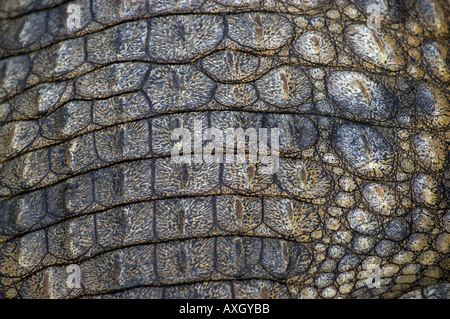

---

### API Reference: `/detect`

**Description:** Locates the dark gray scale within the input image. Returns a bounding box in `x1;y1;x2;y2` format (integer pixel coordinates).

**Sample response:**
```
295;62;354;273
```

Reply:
75;63;149;99
216;236;262;278
87;21;148;64
384;218;411;242
265;113;318;155
200;50;261;82
155;238;215;284
32;37;86;81
154;158;220;197
144;64;216;112
46;174;94;218
332;123;395;179
215;83;258;108
148;15;225;63
163;281;232;299
40;101;92;142
0;11;46;51
215;195;262;234
226;13;294;52
154;197;214;240
415;83;450;130
260;239;312;279
0;55;30;100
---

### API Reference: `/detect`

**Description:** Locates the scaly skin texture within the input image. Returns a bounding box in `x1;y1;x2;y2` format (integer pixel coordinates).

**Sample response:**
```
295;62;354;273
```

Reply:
0;0;449;299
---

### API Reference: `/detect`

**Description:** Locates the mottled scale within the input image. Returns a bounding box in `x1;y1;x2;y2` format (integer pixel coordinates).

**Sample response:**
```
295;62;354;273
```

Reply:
10;81;73;121
0;11;46;51
215;83;258;108
214;0;261;6
417;0;449;37
0;120;39;161
46;0;92;37
93;0;147;24
215;196;262;233
210;110;264;159
95;208;126;249
18;266;81;299
87;20;147;64
0;233;47;279
13;191;47;234
75;63;149;99
148;0;207;14
82;247;156;293
92;92;152;127
200;50;261;82
46;174;94;218
156;239;215;284
122;202;155;245
94;121;150;163
151;112;209;157
255;65;311;108
265;113;318;155
0;0;67;19
144;64;216;112
347;208;380;236
0;148;50;191
327;71;395;122
413;131;448;173
115;246;157;288
415;84;449;130
361;182;397;215
279;0;329;10
40;101;92;140
332;123;395;179
164;281;232;299
412;174;442;208
155;197;214;240
94;202;155;248
154;160;220;196
411;208;436;233
260;239;312;278
92;286;162;299
216;237;262;278
0;55;29;100
226;13;294;51
276;158;333;200
233;280;292;299
264;198;321;240
50;133;97;174
344;24;406;71
148;15;225;62
93;161;153;207
31;37;86;80
48;215;95;260
16;230;47;270
421;40;450;83
223;161;275;194
293;31;336;65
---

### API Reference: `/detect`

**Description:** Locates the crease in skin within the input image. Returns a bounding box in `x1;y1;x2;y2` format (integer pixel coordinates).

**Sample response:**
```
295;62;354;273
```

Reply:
1;0;449;300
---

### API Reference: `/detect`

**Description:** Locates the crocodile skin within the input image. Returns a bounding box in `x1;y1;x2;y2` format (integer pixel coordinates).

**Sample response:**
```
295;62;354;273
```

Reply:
0;0;449;299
